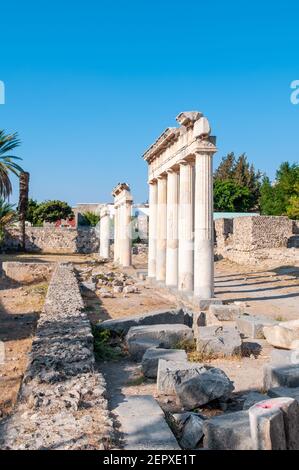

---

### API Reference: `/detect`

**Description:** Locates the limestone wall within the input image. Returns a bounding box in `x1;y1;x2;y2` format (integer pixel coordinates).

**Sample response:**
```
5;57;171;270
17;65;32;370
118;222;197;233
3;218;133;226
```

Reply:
0;263;113;450
3;227;100;254
215;215;297;266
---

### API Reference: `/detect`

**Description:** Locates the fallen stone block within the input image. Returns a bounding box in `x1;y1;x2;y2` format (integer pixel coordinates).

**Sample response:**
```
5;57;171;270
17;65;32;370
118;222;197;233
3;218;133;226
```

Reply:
249;397;299;450
236;315;277;339
209;304;243;321
157;360;198;395
243;391;270;410
264;363;299;390
268;386;299;402
263;320;299;349
98;308;188;335
196;325;242;357
172;412;204;449
271;348;299;365
174;365;234;409
80;281;96;292
197;298;222;311
203;411;253;450
141;348;187;378
126;324;193;355
114;395;180;450
128;338;161;362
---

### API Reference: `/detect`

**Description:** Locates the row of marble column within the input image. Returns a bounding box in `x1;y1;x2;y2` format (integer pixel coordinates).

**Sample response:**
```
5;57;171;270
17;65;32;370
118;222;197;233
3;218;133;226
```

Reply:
148;152;214;299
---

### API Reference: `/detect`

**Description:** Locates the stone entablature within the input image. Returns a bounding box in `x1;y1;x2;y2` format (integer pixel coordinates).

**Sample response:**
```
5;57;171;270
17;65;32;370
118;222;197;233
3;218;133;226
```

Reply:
112;183;133;267
143;111;217;300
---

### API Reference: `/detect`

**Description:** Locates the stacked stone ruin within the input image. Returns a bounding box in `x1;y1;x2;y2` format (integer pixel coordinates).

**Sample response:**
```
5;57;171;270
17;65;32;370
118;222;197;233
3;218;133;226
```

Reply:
143;111;217;301
112;183;133;267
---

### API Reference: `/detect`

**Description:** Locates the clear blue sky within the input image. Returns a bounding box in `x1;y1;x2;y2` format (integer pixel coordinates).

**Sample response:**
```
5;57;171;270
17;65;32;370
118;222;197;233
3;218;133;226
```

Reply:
0;0;298;206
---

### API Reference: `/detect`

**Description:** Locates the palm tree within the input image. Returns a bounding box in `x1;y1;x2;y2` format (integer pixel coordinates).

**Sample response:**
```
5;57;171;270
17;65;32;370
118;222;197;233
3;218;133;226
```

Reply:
18;171;30;251
0;130;23;199
0;198;16;246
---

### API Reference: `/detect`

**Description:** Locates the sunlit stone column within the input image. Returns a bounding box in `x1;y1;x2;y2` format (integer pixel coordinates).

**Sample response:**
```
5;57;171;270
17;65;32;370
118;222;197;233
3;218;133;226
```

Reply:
156;174;167;282
113;205;119;263
178;160;194;292
194;149;215;299
122;199;133;267
166;169;179;286
100;206;111;259
148;180;158;278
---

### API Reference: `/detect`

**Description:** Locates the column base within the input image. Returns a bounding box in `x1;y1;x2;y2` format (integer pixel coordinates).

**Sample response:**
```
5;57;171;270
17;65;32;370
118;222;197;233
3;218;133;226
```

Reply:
146;277;222;310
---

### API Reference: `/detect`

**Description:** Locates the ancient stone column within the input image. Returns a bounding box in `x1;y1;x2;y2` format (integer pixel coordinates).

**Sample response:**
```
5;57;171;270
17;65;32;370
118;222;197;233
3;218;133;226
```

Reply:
194;148;215;299
100;206;110;259
113;205;119;263
166;169;179;286
122;199;133;267
148;180;158;278
156;175;167;282
178;160;194;292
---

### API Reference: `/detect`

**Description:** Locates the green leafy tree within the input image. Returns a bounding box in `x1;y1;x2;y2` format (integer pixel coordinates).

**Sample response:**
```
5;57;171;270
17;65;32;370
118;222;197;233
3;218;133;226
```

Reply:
214;180;252;212
34;200;74;224
260;162;299;218
0;130;23;198
214;152;262;211
26;199;41;225
80;211;100;227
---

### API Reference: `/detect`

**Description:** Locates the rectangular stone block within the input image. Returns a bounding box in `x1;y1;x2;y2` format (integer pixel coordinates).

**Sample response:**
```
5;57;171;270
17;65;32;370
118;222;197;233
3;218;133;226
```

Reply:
236;315;277;339
97;308;187;334
264;363;299;390
271;349;299;365
203;411;253;450
196;325;242;357
114;395;180;450
141;348;187;378
268;386;299;402
157;359;200;396
209;304;243;321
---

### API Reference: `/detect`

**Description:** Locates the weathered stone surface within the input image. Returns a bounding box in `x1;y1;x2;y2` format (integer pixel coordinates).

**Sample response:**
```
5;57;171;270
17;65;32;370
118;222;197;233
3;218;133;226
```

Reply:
114;395;180;450
249;397;299;450
197;298;222;310
157;360;198;395
264;363;299;390
80;281;96;292
126;324;193;353
270;348;299;365
236;314;277;339
203;411;253;450
268;385;299;404
180;413;204;449
98;308;188;335
0;263;112;450
3;226;100;254
243;392;270;410
263;320;299;349
209;304;243;321
249;399;286;450
195;325;242;357
128;338;161;362
174;365;234;409
141;348;187;378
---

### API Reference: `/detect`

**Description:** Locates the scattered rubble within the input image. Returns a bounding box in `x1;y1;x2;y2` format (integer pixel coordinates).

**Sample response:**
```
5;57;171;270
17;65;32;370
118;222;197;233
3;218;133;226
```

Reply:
263;320;299;349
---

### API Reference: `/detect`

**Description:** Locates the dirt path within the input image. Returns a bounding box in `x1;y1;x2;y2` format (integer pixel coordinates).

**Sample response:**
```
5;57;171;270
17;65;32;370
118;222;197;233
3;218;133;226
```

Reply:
0;277;47;418
215;259;299;321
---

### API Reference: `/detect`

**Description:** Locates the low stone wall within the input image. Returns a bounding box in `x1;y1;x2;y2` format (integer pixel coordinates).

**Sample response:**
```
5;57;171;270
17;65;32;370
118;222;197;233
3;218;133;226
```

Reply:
3;227;100;254
2;262;53;283
0;263;113;450
215;216;297;266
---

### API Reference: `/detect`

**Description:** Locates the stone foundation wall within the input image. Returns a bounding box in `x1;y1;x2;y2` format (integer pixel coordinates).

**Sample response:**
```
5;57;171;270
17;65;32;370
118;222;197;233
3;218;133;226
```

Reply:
0;263;113;450
2;262;53;283
215;216;297;266
3;227;100;254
